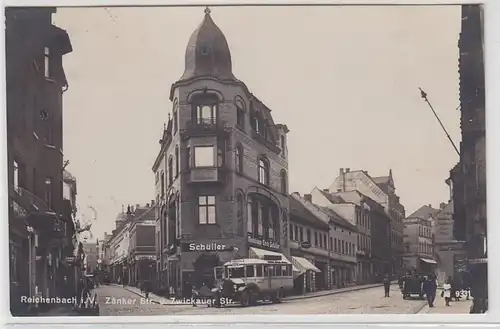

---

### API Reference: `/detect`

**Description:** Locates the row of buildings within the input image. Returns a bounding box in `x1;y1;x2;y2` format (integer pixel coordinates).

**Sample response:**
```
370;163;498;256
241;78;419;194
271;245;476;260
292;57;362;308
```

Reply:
98;7;469;297
7;7;91;314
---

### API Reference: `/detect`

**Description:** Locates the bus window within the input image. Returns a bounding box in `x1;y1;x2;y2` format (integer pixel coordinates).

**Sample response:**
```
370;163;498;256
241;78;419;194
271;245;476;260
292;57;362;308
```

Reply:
228;266;245;278
256;265;263;277
246;265;255;277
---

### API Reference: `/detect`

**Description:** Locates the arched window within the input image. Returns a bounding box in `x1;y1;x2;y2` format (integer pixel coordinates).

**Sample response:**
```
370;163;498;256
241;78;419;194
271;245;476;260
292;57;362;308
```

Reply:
236;193;244;236
175;146;179;177
173;108;178;133
280;170;287;194
258;157;269;185
160;171;165;197
168;156;173;185
235;144;243;173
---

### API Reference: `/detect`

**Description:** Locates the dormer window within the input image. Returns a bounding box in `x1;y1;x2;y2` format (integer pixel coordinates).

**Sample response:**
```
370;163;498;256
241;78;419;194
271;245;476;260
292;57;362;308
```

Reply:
200;46;211;56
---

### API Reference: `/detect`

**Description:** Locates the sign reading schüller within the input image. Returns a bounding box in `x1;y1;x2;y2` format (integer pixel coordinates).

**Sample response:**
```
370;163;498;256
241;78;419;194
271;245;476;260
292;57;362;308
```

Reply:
181;242;234;252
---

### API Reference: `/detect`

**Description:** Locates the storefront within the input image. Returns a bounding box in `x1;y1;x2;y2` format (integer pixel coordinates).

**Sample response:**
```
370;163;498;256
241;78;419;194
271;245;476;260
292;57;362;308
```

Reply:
291;256;320;294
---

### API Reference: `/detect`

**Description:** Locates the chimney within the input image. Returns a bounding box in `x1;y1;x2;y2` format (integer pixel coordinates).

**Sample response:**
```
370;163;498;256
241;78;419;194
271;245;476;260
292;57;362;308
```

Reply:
345;168;350;173
339;168;344;175
428;204;432;208
440;202;446;210
323;189;329;193
337;189;342;192
146;203;150;208
151;199;155;206
304;194;312;202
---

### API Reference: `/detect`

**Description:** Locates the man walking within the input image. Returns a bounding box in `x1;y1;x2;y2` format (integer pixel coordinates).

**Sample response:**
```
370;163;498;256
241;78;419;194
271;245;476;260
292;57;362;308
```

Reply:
383;275;391;297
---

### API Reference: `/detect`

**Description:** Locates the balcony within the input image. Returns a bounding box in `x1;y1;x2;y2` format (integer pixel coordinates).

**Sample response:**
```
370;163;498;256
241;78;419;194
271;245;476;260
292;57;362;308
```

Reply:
181;119;230;138
188;167;226;184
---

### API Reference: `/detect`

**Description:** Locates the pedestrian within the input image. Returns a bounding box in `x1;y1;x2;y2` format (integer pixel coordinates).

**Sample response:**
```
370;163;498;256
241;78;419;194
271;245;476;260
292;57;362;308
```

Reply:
143;280;150;299
191;285;199;307
442;279;452;306
423;275;437;307
383;275;391;297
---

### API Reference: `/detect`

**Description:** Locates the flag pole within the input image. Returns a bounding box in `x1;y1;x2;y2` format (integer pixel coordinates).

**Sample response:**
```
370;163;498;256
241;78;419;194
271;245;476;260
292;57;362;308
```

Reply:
419;87;460;156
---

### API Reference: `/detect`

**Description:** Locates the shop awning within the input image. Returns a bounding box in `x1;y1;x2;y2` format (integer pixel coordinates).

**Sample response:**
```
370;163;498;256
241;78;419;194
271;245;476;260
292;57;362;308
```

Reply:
420;258;437;264
249;247;298;271
292;256;321;275
249;247;290;264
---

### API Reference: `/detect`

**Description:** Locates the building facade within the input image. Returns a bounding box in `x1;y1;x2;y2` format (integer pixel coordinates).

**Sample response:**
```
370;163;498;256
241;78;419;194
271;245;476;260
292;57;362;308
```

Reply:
452;4;487;311
289;195;329;293
293;193;358;288
402;205;438;274
82;242;98;275
433;201;466;284
108;209;132;284
127;204;156;286
310;188;373;284
152;8;290;295
329;168;405;275
6;7;73;312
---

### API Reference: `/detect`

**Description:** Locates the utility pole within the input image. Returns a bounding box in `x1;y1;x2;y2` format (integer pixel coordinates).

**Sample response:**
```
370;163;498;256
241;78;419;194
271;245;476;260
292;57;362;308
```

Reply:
418;88;460;156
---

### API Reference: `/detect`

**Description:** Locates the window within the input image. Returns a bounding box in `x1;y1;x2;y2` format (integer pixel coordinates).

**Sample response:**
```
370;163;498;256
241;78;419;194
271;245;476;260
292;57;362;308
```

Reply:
314;232;318;246
217;146;225;167
294;225;299;241
334;238;338;252
13;161;19;191
289;224;293;240
237;107;245;128
235;144;243;173
160;172;165;196
173;109;178;133
45;177;52;208
186;146;191;169
258;157;269;185
237;194;244;236
175;146;179;177
168;157;173;185
323;235;327;249
196;104;217;124
280;170;287;194
247;201;253;234
299;227;303;242
246;265;255;277
280;135;286;155
306;229;311;242
256;265;263;277
198;196;216;224
194;146;215;167
44;47;50;78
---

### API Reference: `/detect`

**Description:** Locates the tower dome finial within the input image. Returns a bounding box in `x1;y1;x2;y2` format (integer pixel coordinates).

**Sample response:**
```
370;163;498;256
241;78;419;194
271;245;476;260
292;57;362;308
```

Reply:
204;6;211;15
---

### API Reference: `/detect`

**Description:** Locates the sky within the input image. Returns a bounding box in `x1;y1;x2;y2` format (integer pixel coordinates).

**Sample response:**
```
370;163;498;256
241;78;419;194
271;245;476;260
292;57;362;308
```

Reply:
53;5;462;241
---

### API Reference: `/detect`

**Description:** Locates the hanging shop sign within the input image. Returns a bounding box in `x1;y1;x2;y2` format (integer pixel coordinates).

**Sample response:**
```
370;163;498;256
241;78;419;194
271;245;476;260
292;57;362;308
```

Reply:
248;237;280;250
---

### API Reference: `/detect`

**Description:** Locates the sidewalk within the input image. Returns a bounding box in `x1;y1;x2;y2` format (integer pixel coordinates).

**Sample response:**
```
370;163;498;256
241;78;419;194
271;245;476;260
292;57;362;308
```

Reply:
120;281;395;304
418;298;472;314
284;281;396;301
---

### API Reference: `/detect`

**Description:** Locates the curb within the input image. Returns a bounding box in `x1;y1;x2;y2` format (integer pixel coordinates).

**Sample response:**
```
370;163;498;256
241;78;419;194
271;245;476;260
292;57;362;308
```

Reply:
283;282;398;301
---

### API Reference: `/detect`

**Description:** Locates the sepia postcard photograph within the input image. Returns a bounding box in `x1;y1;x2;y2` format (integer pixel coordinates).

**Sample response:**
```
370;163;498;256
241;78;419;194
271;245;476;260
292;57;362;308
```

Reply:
6;2;488;318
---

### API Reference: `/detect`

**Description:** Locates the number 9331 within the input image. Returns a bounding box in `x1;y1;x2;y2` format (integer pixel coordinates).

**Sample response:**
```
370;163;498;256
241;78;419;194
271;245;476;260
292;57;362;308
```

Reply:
455;289;471;298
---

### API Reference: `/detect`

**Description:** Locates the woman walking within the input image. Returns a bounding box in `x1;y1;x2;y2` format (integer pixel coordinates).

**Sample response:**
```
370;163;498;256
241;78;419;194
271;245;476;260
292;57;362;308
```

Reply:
442;279;452;306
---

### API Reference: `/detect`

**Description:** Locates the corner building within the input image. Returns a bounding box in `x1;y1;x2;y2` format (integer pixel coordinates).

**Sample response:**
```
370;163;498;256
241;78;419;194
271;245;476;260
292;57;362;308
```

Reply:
153;9;290;295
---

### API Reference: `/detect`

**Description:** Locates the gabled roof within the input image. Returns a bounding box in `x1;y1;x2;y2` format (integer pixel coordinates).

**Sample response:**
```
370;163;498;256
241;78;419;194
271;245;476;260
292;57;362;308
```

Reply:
320;206;356;230
407;205;439;220
289;196;329;230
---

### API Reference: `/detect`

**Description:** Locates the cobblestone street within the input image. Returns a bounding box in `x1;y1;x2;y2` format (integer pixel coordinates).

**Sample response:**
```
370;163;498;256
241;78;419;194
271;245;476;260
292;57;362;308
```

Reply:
96;284;427;315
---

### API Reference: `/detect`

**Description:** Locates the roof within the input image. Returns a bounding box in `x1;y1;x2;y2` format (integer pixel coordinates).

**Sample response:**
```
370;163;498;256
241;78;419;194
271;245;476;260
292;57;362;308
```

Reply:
289;197;329;230
317;189;345;203
407;205;439;220
319;206;356;230
179;8;235;82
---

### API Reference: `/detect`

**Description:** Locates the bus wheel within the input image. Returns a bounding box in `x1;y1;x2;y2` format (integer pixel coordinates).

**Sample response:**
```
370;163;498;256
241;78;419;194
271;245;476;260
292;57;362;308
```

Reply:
240;291;250;307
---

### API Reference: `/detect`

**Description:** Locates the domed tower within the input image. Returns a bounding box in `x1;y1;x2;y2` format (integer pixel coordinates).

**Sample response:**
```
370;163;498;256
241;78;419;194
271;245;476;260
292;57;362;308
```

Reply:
179;7;236;82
